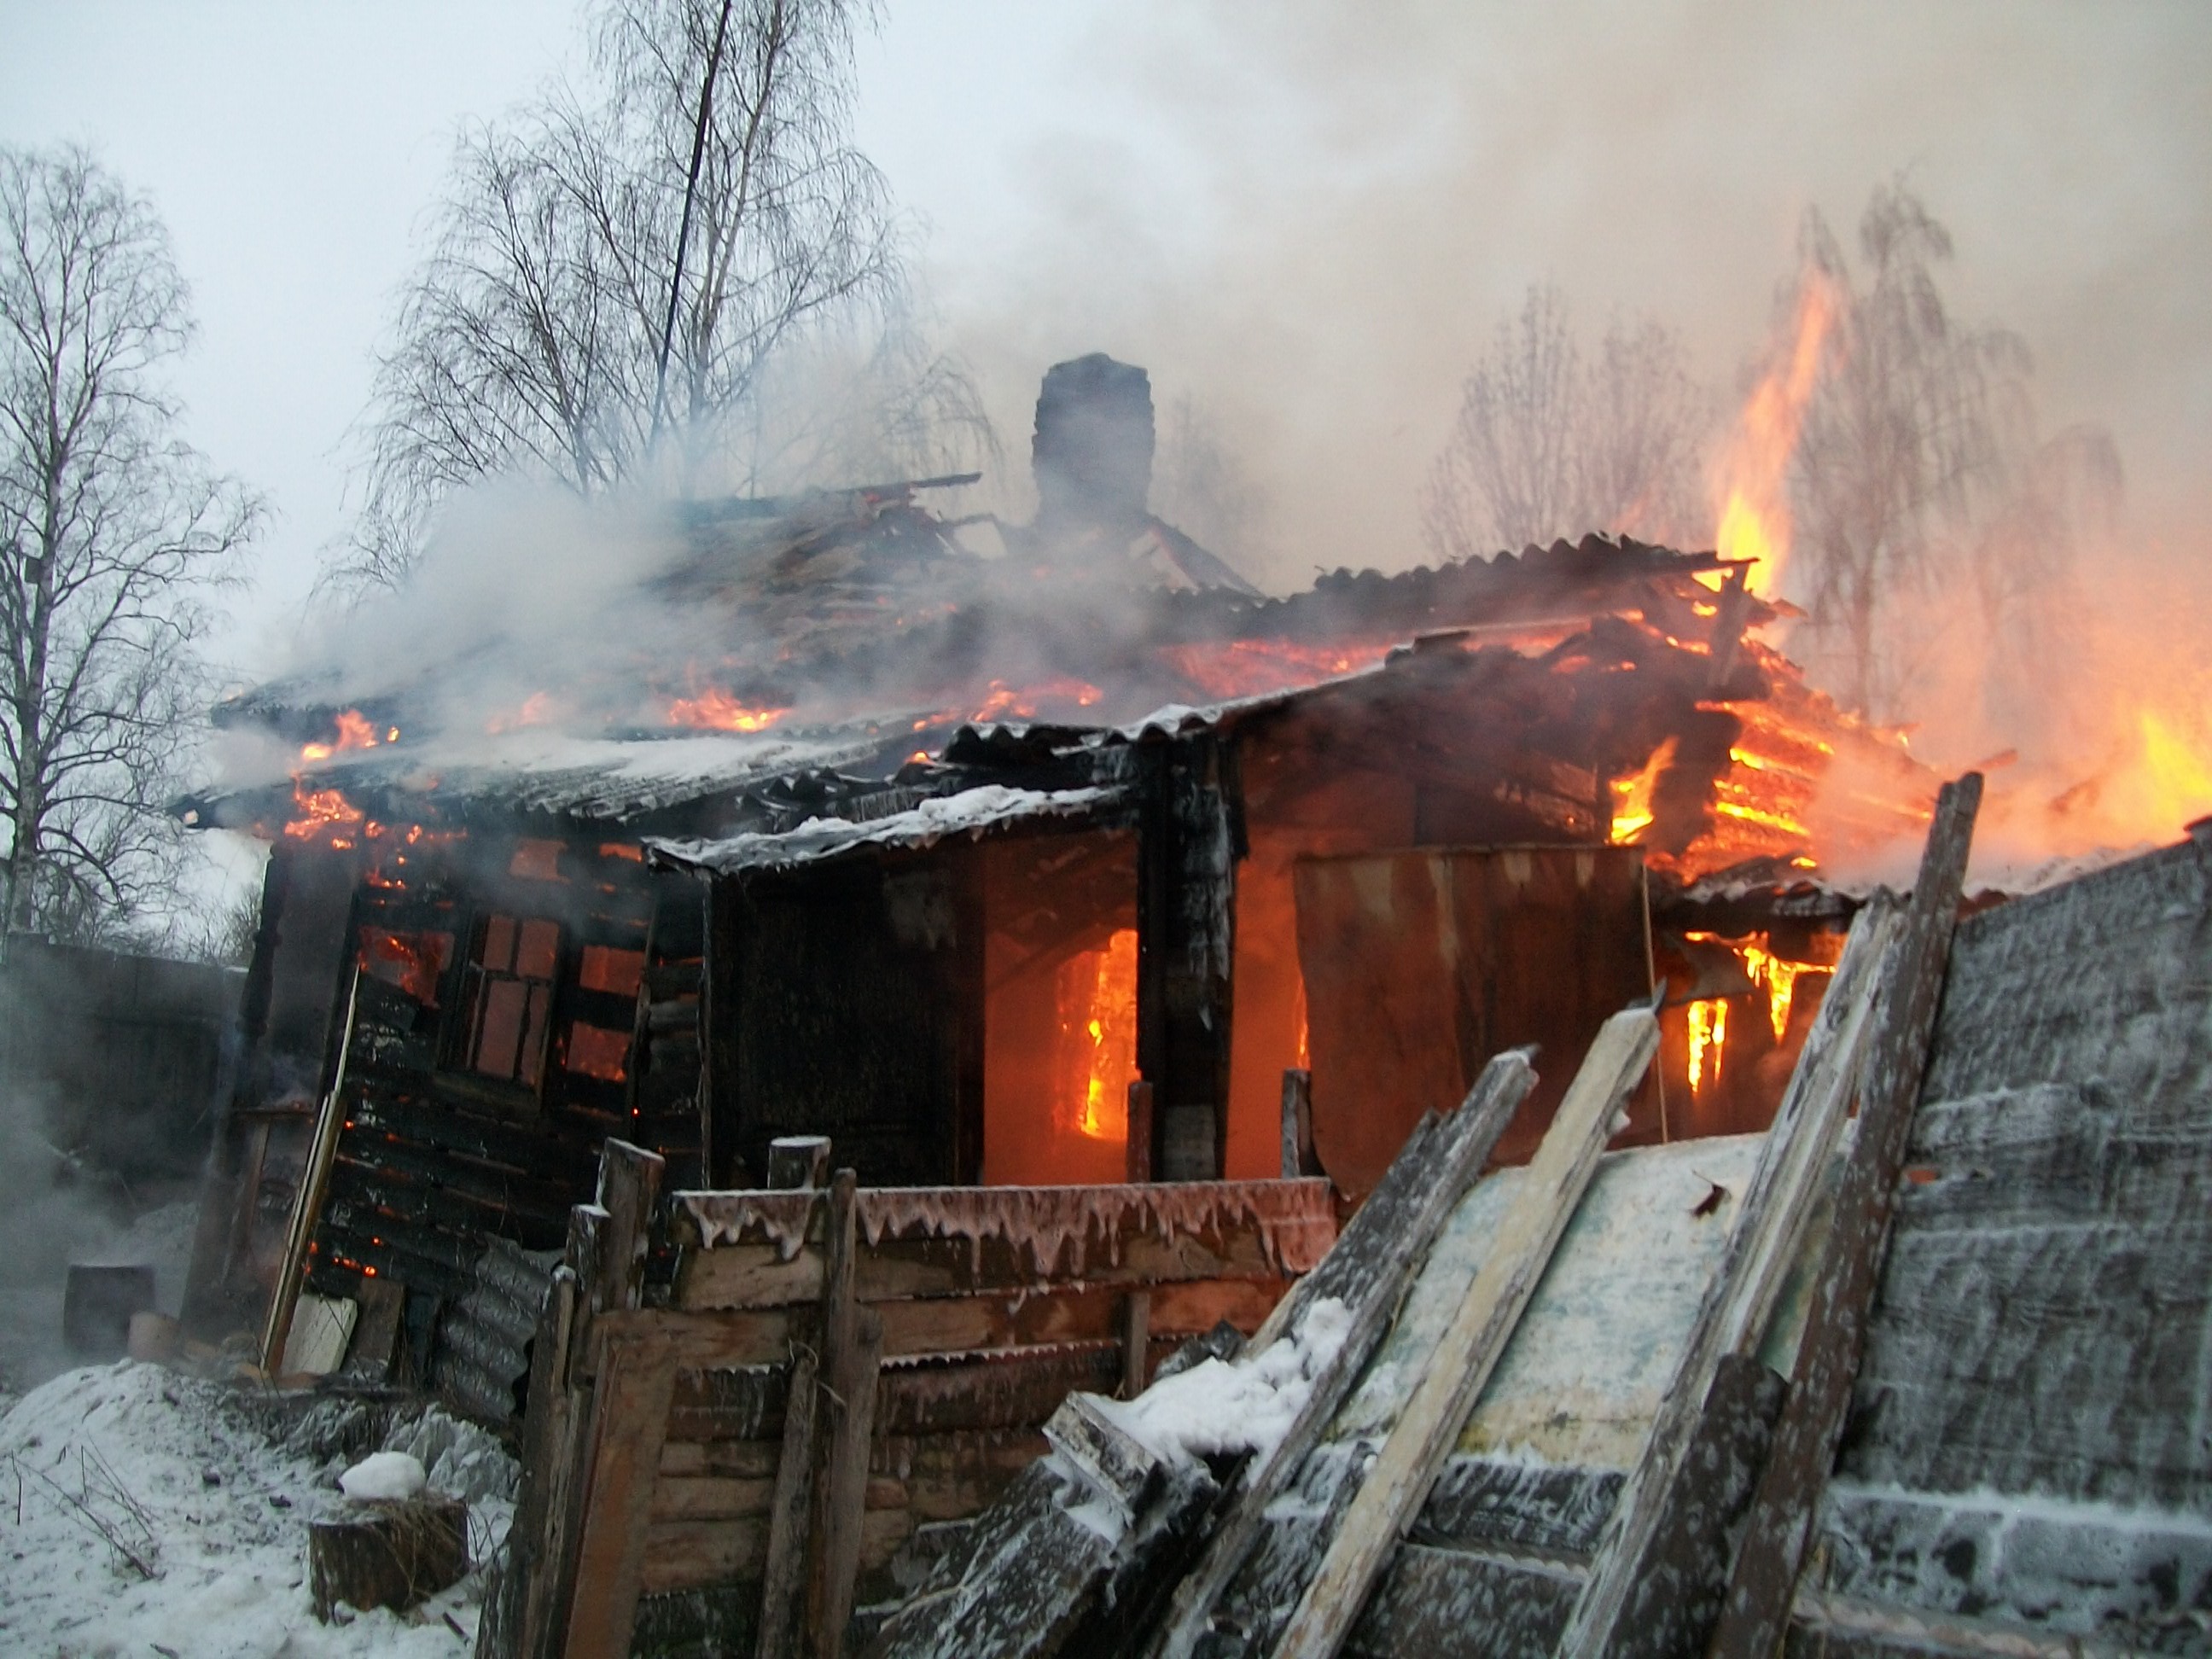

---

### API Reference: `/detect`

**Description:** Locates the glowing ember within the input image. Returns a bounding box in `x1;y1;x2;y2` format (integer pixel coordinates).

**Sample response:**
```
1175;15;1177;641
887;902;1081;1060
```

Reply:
1609;738;1679;844
666;689;789;731
1685;997;1728;1092
1160;639;1382;701
1710;275;1837;598
285;780;365;841
1059;928;1138;1140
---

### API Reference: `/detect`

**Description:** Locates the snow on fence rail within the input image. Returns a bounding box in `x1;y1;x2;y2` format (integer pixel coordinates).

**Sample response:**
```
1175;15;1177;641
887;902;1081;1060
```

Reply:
478;1141;1336;1659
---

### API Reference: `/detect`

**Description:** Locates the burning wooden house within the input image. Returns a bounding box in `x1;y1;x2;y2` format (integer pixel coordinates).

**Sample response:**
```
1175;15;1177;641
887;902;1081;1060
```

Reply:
178;357;1937;1441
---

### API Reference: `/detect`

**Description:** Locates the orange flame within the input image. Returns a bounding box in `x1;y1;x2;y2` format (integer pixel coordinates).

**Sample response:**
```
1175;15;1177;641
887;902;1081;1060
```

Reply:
284;779;365;843
665;689;789;732
1060;929;1138;1140
1684;930;1814;1045
1712;276;1837;597
300;708;390;763
487;690;556;734
1685;997;1728;1093
2135;711;2212;829
968;678;1105;725
1609;737;1679;844
2042;707;2212;849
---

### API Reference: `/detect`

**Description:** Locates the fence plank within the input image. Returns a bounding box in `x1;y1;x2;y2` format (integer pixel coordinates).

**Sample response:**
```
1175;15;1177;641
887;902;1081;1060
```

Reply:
1271;1001;1659;1659
1709;772;1982;1656
754;1346;818;1659
560;1332;680;1659
1560;892;1904;1656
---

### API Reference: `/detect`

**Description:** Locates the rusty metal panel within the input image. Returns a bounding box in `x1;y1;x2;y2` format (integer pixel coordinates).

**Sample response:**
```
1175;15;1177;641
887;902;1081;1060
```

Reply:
1293;845;1652;1194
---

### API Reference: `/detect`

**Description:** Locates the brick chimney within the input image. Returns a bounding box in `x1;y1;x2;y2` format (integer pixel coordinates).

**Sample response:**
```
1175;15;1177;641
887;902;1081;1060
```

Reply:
1031;354;1154;541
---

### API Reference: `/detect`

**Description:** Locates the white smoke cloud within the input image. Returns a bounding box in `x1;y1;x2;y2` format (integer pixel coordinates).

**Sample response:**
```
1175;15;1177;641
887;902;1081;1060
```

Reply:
880;0;2212;592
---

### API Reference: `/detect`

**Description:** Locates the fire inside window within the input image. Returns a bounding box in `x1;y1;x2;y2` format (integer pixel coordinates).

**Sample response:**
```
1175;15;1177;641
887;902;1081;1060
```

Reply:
463;914;561;1089
358;928;451;1007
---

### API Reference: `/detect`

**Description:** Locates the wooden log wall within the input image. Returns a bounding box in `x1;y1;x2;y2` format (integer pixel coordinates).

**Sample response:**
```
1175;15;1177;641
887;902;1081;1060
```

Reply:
1135;734;1240;1180
493;1168;1336;1658
703;853;985;1190
250;830;709;1405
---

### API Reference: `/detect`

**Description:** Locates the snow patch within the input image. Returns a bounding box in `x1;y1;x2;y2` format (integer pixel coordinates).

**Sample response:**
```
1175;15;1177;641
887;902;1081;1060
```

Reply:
1098;1296;1352;1468
340;1450;426;1501
0;1364;509;1656
651;784;1115;875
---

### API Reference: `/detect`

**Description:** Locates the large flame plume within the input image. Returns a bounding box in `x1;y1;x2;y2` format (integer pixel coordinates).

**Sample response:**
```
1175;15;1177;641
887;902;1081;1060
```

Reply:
1712;275;1838;598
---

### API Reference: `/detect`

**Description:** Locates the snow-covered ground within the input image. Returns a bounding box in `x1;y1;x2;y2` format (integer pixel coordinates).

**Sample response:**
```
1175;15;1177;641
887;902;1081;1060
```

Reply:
0;1363;515;1657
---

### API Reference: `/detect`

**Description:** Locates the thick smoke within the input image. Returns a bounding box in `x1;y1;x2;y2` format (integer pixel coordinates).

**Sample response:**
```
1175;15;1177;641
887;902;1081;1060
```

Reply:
893;2;2208;595
860;1;2211;865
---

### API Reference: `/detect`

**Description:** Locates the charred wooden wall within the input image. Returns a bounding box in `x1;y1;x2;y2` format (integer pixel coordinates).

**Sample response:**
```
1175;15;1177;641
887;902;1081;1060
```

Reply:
308;838;701;1365
1291;846;1655;1190
186;829;712;1407
704;852;984;1190
1135;734;1239;1179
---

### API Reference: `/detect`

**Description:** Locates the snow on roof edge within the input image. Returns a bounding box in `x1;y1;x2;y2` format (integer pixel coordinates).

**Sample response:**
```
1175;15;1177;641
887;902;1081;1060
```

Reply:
648;783;1126;875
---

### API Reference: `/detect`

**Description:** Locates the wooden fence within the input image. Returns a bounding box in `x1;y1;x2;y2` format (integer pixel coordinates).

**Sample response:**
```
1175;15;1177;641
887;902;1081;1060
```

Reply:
483;1138;1338;1659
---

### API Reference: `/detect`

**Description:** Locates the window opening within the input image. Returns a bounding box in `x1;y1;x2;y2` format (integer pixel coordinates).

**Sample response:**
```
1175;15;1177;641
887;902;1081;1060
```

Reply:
578;944;646;998
564;1022;631;1083
358;928;451;1007
463;914;561;1089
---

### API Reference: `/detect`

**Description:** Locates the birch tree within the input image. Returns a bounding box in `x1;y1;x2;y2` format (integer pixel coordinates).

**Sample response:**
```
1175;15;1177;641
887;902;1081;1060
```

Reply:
1786;181;2119;717
340;0;986;593
1423;284;1708;562
0;147;258;941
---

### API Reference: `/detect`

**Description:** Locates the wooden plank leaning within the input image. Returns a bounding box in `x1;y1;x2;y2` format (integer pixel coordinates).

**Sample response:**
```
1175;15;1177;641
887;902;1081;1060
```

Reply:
260;964;362;1374
1557;888;1907;1659
1147;1046;1540;1659
1269;999;1662;1659
1707;771;1982;1658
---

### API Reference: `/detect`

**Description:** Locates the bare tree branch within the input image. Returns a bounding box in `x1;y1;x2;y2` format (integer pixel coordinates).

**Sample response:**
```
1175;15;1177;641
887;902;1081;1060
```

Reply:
1422;283;1708;562
0;145;260;943
1785;178;2119;719
329;0;981;597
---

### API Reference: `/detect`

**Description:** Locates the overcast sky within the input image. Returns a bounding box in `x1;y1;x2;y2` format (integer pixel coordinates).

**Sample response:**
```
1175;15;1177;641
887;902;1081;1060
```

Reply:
3;0;2207;684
